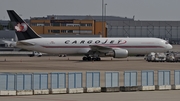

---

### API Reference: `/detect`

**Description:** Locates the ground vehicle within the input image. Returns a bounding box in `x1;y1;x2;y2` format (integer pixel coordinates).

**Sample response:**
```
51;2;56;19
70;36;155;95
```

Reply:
145;52;155;62
174;53;180;62
166;52;175;62
166;52;180;62
28;51;42;57
145;52;166;62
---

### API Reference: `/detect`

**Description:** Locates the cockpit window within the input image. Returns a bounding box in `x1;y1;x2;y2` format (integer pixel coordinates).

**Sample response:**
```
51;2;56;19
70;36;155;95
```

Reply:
165;41;169;44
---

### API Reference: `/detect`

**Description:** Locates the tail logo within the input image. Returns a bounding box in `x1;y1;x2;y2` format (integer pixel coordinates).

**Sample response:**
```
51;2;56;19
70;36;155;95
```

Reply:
15;23;28;32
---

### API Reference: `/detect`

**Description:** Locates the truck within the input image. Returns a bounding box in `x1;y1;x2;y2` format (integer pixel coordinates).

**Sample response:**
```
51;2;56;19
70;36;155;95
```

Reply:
28;51;42;57
174;53;180;62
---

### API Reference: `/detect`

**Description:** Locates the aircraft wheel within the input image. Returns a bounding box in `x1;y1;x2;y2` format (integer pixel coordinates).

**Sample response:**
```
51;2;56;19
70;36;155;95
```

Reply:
97;57;101;61
98;58;101;61
82;57;87;61
92;57;95;61
92;57;101;61
87;57;92;61
29;55;34;57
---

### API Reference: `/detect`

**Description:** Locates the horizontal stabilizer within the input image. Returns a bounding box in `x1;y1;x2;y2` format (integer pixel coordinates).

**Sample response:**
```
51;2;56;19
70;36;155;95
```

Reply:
17;41;35;46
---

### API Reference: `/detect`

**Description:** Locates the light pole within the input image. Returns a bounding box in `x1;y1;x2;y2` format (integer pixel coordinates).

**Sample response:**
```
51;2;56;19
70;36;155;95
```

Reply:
102;0;104;36
79;21;81;35
105;3;107;23
105;3;107;37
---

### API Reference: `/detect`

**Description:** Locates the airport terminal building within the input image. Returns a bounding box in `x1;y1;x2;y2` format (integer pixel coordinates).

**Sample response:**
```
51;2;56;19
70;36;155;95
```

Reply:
30;15;133;37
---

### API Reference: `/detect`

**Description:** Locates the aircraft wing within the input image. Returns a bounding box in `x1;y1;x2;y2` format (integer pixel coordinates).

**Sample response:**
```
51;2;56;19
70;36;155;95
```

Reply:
89;45;113;53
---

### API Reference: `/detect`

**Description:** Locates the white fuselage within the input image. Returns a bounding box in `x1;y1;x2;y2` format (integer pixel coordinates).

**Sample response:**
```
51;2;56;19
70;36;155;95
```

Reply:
16;37;172;55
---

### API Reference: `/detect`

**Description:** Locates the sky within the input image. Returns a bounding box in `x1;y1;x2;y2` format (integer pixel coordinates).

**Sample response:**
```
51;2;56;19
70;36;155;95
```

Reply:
1;0;180;21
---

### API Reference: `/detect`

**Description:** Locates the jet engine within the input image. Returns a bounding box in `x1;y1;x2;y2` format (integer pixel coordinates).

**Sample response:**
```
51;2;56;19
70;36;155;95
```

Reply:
105;48;128;58
113;48;128;58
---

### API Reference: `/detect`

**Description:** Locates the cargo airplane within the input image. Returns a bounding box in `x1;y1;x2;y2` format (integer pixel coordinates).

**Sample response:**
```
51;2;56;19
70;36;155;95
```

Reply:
7;10;173;61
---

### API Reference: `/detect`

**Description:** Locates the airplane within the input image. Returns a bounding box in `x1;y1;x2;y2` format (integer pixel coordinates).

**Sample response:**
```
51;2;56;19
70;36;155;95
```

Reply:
1;40;16;47
7;10;173;61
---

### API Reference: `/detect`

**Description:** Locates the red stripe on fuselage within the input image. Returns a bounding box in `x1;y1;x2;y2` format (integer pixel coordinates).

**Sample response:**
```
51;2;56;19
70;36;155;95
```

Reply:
41;46;164;48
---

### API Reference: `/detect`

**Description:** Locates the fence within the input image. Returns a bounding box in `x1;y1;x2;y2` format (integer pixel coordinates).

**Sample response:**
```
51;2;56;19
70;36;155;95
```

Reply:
33;73;48;90
158;70;170;85
141;71;154;86
0;73;15;90
174;70;180;85
124;71;137;86
1;70;180;91
86;72;100;87
68;72;82;88
105;72;119;87
51;73;66;89
16;74;32;90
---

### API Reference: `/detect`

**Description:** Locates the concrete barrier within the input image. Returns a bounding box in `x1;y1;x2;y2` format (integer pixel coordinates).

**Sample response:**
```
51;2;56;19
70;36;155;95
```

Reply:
171;85;180;90
68;88;83;94
120;86;139;92
33;90;49;95
0;90;16;95
49;88;67;94
139;86;155;91
155;85;171;90
101;87;120;92
16;90;33;95
84;87;101;93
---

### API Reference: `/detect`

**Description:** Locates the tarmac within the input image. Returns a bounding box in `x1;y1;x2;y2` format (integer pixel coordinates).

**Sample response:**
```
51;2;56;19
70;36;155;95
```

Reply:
1;90;180;101
0;56;180;72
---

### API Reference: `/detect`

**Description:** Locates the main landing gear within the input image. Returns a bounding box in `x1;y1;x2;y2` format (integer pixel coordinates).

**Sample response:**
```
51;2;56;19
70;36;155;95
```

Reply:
82;56;101;61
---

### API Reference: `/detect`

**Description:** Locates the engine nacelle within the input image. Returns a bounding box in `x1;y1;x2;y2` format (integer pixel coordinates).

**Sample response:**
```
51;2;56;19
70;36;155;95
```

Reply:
113;48;128;58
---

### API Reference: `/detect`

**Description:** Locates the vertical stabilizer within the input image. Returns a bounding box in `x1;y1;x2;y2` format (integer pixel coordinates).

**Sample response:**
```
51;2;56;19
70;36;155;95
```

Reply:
7;10;41;41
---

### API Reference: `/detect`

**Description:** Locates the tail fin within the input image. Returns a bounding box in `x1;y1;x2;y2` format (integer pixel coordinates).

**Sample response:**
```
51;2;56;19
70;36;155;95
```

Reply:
7;10;41;41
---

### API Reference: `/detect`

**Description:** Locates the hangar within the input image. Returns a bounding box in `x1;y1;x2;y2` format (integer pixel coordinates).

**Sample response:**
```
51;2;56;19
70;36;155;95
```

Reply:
107;20;180;44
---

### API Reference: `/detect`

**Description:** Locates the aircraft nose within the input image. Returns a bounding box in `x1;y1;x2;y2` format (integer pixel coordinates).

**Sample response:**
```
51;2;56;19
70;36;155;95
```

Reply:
167;44;173;50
